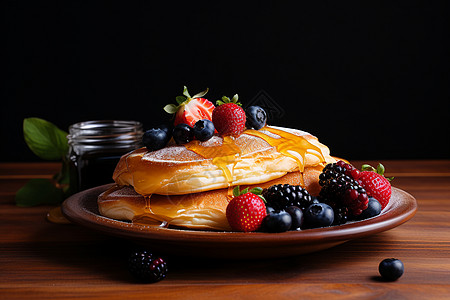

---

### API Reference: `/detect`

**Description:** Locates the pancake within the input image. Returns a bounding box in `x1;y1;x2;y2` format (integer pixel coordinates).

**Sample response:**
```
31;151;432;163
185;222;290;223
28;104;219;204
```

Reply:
98;169;323;231
98;126;336;231
112;126;335;196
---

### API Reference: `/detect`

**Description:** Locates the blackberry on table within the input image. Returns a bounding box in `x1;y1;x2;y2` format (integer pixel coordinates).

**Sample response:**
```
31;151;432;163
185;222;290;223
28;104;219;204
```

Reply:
319;161;369;218
128;250;168;283
262;184;313;211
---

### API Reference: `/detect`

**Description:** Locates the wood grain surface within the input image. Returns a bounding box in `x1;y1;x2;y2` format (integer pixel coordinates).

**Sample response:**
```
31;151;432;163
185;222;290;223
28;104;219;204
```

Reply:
1;160;449;299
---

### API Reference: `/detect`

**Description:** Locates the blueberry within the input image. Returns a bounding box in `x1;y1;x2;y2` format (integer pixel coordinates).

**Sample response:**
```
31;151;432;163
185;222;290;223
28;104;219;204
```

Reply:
261;210;292;233
245;106;267;130
193;119;215;142
266;206;276;214
303;203;334;228
286;206;303;230
379;258;404;281
358;197;382;220
142;125;171;151
173;123;194;145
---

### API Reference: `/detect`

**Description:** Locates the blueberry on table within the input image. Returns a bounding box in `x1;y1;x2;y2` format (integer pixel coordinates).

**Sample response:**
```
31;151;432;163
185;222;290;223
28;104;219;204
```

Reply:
193;119;215;142
379;258;404;281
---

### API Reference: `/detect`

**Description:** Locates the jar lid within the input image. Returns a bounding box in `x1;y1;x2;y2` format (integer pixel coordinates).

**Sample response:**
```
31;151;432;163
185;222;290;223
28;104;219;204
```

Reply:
68;120;143;146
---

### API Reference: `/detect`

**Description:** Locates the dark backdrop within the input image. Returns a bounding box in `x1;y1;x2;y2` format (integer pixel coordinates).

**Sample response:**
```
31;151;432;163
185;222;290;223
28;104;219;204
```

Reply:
3;1;449;161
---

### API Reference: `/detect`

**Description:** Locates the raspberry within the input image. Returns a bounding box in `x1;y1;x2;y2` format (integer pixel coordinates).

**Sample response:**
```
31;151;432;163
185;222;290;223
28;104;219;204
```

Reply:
128;250;168;283
319;161;369;218
262;184;313;211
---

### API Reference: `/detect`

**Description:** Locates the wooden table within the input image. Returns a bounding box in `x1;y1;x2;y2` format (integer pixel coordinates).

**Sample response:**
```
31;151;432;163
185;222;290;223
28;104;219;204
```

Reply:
1;160;450;299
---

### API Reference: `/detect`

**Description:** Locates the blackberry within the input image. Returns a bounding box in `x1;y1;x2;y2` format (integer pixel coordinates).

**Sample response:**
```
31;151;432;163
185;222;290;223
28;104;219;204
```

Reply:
128;250;168;283
319;162;369;217
262;184;313;211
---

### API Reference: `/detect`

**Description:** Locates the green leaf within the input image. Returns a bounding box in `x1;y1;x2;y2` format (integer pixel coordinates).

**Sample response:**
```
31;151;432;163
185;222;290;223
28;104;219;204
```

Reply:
241;187;249;195
192;88;209;99
175;96;187;105
163;104;178;114
15;179;64;207
216;100;225;106
386;176;395;182
361;164;376;172
222;96;230;102
249;187;263;195
233;186;240;197
376;163;385;176
231;94;239;103
183;86;191;98
23;118;68;160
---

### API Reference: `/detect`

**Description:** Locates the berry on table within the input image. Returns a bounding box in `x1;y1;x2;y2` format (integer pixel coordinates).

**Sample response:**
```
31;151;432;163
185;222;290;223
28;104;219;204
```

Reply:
212;94;246;137
379;258;404;281
142;124;172;151
193;119;215;142
172;123;194;145
245;105;267;130
128;250;168;283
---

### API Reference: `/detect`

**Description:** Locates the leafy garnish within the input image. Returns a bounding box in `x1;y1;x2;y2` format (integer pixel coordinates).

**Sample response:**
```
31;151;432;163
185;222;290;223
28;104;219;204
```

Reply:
216;94;241;106
164;86;209;114
23;118;69;160
232;185;266;202
361;163;394;182
16;118;73;207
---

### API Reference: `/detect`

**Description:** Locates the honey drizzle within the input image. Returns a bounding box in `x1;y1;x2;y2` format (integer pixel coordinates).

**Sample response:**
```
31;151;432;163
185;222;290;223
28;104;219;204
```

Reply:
245;127;326;173
185;136;241;185
132;194;170;228
184;126;326;189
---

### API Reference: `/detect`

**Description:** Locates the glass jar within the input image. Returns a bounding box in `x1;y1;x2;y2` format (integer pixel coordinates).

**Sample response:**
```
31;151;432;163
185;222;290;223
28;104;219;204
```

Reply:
67;120;143;191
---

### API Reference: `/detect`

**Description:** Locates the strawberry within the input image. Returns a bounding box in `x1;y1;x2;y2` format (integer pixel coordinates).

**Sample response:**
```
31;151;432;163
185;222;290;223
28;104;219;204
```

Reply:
358;163;394;209
164;86;215;127
226;186;267;232
212;94;246;137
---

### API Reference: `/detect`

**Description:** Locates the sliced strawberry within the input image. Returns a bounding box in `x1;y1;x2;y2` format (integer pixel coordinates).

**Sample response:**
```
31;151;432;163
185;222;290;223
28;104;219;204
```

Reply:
164;86;215;128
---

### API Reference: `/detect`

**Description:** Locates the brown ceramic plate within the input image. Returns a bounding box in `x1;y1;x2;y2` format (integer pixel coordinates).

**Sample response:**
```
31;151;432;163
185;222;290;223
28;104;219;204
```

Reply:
61;184;417;259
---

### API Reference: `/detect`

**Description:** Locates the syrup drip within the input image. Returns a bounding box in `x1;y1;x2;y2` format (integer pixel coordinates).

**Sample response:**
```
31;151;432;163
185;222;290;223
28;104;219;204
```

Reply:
185;126;326;189
185;136;241;185
132;194;171;227
245;127;326;173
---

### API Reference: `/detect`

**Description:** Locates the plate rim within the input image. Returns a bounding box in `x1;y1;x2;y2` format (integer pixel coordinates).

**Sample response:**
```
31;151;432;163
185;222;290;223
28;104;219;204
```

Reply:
61;184;417;246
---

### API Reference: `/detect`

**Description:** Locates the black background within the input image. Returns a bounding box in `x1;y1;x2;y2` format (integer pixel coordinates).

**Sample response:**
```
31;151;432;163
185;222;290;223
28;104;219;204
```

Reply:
3;1;449;161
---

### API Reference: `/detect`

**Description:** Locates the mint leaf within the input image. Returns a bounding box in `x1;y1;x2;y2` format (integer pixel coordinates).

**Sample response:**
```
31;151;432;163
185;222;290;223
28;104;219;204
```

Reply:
182;86;191;98
163;104;178;114
233;186;240;197
192;88;209;99
15;179;64;207
23;118;68;160
175;96;187;105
